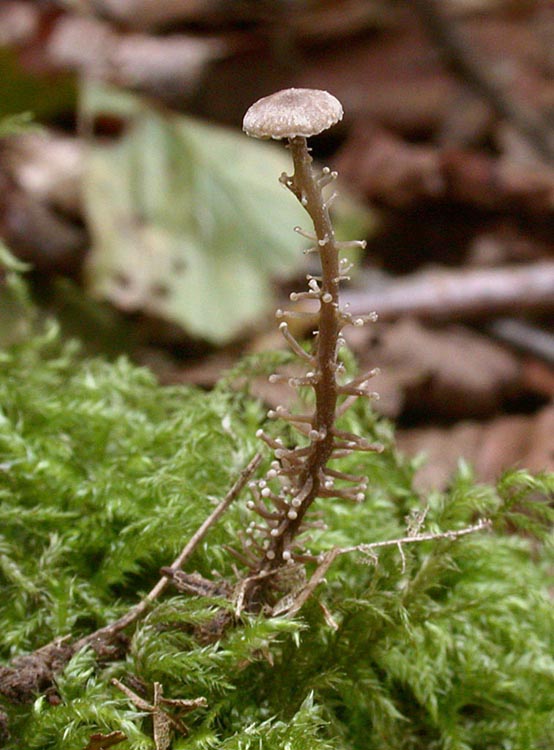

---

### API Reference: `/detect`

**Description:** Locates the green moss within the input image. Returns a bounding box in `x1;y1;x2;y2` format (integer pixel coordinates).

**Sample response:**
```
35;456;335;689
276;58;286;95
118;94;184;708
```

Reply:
1;334;554;750
0;334;258;656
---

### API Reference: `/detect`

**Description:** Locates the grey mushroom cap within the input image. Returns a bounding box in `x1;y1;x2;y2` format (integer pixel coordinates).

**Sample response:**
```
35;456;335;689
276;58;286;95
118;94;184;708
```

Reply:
243;88;344;140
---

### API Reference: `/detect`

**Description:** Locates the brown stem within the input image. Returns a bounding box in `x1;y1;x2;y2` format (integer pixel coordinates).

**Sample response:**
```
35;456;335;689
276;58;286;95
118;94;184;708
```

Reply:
289;137;340;438
254;138;343;573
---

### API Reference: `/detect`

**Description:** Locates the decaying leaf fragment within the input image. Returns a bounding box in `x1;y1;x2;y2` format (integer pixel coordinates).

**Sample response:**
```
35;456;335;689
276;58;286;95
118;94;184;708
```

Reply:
83;84;372;343
83;730;126;750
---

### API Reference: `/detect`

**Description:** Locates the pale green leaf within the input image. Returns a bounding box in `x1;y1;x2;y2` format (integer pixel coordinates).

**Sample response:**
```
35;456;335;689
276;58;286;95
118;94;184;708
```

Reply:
83;86;310;342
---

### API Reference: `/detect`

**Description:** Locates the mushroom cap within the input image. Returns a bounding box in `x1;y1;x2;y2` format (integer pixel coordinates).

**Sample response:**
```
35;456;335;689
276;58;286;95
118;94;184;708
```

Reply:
243;88;343;140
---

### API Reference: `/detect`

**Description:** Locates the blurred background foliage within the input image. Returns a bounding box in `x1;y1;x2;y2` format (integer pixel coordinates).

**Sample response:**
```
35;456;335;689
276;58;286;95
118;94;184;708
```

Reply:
82;82;370;342
1;0;554;483
0;0;376;346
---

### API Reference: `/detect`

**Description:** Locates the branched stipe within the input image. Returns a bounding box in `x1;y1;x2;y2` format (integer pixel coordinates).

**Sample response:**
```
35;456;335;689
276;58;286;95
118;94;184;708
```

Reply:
241;89;380;599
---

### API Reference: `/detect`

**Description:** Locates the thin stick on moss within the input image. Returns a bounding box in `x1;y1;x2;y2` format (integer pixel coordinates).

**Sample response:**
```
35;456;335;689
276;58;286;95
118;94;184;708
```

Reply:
271;518;492;617
345;518;492;557
73;451;262;649
0;452;263;706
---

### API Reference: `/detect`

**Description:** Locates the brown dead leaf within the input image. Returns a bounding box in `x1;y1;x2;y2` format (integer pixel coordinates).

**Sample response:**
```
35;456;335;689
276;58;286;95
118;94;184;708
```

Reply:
522;358;554;398
350;319;520;420
96;0;394;38
440;148;554;213
334;127;443;208
83;731;126;750
98;0;220;29
398;402;554;490
296;9;551;133
0;179;86;274
48;15;227;100
288;0;396;42
334;126;554;214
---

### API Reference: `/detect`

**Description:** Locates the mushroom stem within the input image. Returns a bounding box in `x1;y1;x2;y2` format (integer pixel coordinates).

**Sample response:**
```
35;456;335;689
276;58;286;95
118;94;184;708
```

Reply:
287;136;340;454
249;137;343;574
239;89;376;604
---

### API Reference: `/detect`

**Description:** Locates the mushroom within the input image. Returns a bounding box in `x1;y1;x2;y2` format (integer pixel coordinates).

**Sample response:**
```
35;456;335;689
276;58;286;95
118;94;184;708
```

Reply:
240;90;372;576
242;88;343;141
241;89;347;313
241;89;344;219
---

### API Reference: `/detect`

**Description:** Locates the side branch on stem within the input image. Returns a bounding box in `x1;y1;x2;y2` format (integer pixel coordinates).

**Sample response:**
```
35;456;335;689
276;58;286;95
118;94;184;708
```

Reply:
271;518;492;617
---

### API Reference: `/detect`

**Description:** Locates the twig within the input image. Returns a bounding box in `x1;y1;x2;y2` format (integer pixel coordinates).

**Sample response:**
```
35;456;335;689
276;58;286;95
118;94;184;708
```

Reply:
234;568;280;617
488;317;554;366
342;518;491;556
271;519;490;618
271;548;340;618
342;262;554;322
111;678;207;747
411;0;554;163
1;456;262;704
74;452;262;650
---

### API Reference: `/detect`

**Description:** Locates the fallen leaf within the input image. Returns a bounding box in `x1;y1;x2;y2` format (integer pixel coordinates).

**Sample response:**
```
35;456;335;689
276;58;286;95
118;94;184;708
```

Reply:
350;319;520;420
83;730;126;750
398;403;554;490
83;84;309;343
